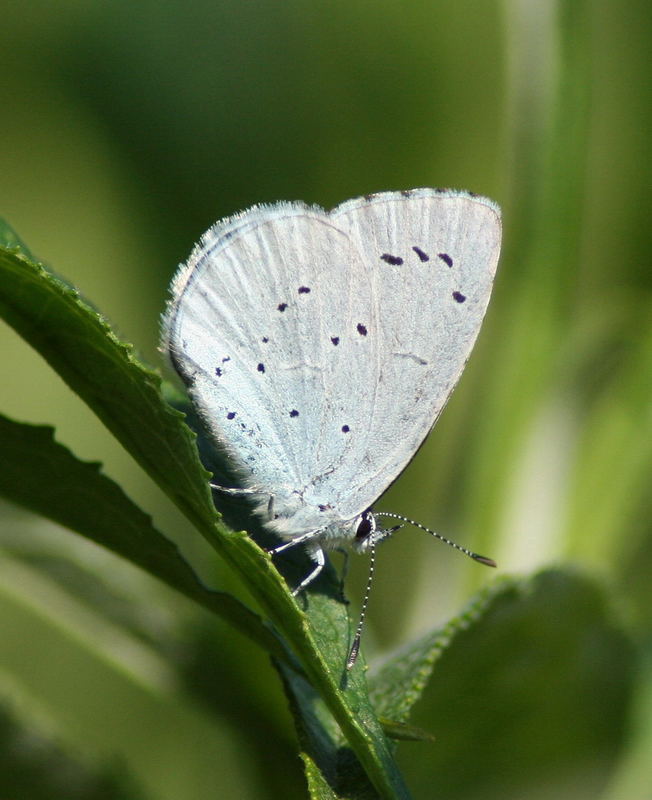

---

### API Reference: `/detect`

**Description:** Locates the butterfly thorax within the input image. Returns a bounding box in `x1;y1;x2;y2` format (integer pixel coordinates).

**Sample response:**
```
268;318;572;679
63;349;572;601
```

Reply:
263;495;361;548
262;488;385;556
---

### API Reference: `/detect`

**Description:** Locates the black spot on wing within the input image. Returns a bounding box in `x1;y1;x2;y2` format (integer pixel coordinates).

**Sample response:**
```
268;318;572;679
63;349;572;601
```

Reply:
257;363;265;373
438;253;453;267
277;302;288;312
357;323;368;336
289;409;299;417
412;246;429;262
331;336;340;346
298;286;311;294
452;291;466;303
341;424;350;433
380;253;403;266
227;411;236;420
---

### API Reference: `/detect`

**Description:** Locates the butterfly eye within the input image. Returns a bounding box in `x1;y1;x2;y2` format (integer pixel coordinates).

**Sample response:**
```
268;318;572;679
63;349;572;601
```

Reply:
355;512;374;541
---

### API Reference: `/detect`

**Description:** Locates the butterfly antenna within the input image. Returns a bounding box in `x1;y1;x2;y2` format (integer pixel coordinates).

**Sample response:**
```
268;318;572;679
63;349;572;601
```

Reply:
346;522;403;670
375;512;497;568
346;542;377;670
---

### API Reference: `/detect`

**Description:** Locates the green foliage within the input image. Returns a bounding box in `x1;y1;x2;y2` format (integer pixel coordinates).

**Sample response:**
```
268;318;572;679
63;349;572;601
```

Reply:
0;222;640;798
0;235;406;798
1;1;651;798
392;572;635;799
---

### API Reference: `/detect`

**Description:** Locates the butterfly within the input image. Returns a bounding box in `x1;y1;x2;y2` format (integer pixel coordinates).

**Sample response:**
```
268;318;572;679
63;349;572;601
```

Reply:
162;188;501;666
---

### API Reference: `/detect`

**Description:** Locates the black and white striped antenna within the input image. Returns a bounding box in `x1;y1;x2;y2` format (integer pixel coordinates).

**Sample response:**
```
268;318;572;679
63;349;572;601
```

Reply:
346;513;496;670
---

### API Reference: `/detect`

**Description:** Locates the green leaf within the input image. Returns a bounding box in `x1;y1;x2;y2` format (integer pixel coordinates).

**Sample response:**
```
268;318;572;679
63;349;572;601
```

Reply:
0;702;147;800
377;720;435;744
300;753;339;800
368;582;498;724
279;663;345;796
0;227;216;536
383;570;636;800
0;232;409;798
279;660;382;799
0;412;285;661
0;218;35;260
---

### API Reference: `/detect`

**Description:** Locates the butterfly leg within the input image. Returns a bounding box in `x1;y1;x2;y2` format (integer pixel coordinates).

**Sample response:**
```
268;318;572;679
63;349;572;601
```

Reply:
290;546;326;596
334;547;350;581
210;484;280;526
267;533;327;595
267;527;324;555
210;483;265;497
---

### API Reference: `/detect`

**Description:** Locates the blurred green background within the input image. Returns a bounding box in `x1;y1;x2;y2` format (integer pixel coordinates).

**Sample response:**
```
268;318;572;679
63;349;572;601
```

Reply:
1;1;651;798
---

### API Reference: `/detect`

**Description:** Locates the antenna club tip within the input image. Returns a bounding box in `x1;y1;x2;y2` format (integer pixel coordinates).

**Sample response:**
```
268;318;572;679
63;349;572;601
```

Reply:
474;554;497;568
346;640;361;670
